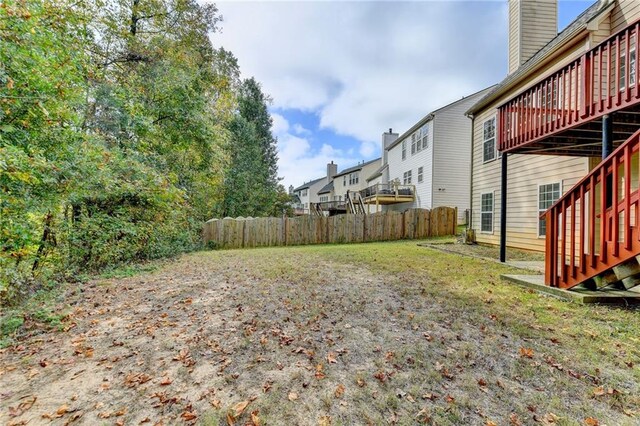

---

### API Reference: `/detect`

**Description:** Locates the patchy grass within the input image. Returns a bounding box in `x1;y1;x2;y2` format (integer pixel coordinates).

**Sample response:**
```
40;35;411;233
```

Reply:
1;240;639;425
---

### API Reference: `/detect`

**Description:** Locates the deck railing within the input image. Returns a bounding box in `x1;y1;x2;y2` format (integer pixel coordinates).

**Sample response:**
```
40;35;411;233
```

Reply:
543;128;640;288
360;183;415;200
499;20;640;152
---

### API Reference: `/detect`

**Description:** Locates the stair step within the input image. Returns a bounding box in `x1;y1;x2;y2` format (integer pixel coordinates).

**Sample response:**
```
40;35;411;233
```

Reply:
593;270;618;289
613;258;640;281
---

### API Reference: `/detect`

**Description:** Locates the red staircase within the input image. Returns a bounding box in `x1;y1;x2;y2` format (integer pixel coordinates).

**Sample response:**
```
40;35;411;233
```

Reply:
542;128;640;288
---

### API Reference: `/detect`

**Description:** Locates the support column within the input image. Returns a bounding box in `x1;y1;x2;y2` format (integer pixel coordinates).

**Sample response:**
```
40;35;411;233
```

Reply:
602;114;613;159
500;153;508;263
603;114;613;208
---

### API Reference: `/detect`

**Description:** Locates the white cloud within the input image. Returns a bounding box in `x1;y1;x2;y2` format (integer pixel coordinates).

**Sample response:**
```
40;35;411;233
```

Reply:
272;115;364;189
292;123;311;136
213;0;508;184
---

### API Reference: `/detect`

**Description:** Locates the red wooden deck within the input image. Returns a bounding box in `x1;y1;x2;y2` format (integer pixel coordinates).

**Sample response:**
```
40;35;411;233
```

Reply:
498;20;640;156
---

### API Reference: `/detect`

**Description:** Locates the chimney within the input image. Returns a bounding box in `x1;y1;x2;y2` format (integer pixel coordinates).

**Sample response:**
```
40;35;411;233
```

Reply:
508;0;558;74
381;128;399;165
288;185;294;195
327;161;338;182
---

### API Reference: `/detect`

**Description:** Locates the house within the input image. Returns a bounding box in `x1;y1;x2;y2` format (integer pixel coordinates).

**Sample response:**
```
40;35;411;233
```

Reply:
332;158;382;202
375;88;493;223
291;161;338;215
467;0;640;289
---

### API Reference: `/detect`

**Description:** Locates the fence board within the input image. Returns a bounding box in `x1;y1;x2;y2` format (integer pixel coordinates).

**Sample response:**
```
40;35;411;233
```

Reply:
203;208;456;249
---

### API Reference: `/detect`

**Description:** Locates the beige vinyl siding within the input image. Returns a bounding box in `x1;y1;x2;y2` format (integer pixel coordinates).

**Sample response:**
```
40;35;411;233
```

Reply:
471;107;590;251
520;0;558;65
508;0;521;74
611;0;640;35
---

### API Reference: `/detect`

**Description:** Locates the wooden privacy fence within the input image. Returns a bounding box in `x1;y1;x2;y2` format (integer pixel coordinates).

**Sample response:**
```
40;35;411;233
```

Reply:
203;207;457;250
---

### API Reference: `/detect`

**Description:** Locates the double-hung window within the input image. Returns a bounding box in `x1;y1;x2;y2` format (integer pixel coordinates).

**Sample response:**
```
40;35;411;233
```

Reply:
480;192;494;233
483;118;496;162
538;183;561;237
403;170;412;185
420;124;429;150
402;140;406;160
417;167;423;183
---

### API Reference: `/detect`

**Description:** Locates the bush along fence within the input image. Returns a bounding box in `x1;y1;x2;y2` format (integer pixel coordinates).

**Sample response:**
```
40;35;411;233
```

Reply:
202;207;457;249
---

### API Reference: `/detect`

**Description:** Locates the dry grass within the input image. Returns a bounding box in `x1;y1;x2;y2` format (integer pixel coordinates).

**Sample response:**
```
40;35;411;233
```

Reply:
1;240;639;425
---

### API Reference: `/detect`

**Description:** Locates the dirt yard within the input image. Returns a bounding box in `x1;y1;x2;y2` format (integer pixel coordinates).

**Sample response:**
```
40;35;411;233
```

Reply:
1;241;639;425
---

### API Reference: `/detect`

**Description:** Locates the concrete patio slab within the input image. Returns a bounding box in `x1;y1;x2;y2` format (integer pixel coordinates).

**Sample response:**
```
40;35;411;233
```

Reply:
502;274;640;305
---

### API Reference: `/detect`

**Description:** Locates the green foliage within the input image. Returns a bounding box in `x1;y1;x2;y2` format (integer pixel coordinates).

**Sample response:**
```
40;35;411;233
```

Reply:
0;0;283;307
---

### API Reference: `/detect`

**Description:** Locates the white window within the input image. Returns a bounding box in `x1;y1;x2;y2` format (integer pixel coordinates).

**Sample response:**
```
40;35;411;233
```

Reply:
402;140;406;160
538;182;561;237
620;43;636;90
403;170;412;185
483;117;496;162
411;133;417;155
480;192;494;233
349;172;359;185
320;195;328;202
301;189;308;197
343;176;346;186
417;166;423;183
420;124;429;150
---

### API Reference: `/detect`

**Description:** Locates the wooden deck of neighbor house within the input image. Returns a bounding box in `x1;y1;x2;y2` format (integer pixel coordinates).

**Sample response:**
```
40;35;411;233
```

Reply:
359;183;416;206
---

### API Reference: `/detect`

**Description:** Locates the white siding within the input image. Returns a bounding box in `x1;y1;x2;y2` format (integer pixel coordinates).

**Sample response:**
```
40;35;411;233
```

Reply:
386;127;433;213
432;90;491;223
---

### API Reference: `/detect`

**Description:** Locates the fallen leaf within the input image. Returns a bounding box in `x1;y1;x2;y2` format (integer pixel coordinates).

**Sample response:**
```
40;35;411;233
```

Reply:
288;392;298;401
8;395;36;418
519;347;534;359
356;377;365;387
159;377;172;386
584;418;599;426
251;410;260;426
334;384;345;398
181;411;197;421
233;400;250;416
445;395;455;404
509;412;522;426
486;422;498;426
422;392;437;400
326;352;337;364
478;378;487;387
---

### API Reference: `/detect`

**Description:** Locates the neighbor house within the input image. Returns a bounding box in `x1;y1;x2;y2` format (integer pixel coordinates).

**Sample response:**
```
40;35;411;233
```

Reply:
467;0;640;289
372;88;494;223
291;161;338;215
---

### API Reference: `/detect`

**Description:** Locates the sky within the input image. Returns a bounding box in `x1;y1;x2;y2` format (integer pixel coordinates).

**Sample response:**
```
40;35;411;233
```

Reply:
211;0;594;189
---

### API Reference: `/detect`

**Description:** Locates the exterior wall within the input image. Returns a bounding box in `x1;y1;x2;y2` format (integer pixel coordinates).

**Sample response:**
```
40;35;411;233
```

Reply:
470;101;590;251
432;90;491;223
386;124;434;212
294;178;327;213
333;160;382;200
611;0;640;34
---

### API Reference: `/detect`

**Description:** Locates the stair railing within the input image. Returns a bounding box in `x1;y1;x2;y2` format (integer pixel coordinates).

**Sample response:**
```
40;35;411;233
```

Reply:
543;127;640;288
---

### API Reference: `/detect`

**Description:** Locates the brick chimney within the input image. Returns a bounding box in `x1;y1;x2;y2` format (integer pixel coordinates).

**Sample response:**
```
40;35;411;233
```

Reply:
508;0;558;74
382;128;398;165
327;161;338;182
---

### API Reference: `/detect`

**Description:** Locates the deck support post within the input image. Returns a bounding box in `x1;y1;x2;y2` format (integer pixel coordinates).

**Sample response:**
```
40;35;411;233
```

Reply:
603;114;613;208
602;114;613;159
500;153;508;263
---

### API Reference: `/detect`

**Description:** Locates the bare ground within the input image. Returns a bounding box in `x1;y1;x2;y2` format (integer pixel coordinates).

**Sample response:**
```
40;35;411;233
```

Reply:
1;241;639;426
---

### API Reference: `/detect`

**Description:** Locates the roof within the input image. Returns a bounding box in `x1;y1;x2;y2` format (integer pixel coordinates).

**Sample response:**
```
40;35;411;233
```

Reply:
317;180;334;195
366;163;388;182
292;176;325;192
466;0;612;115
333;157;381;178
387;85;496;150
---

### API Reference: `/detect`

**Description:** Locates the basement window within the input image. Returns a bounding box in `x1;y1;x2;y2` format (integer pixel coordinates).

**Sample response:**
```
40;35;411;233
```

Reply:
538;182;561;237
480;192;494;233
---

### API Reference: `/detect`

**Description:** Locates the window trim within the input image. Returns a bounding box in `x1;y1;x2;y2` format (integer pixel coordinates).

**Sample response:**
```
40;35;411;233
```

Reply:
482;116;497;163
417;166;424;183
480;191;494;234
537;181;562;238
